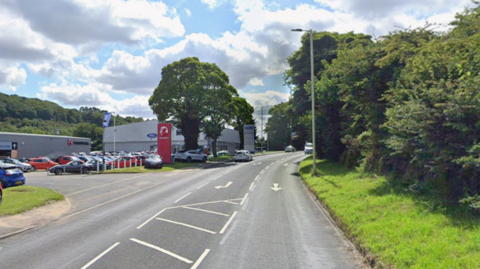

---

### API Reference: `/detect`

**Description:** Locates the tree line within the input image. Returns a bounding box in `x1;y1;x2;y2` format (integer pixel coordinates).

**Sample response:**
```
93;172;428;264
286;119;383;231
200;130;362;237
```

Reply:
272;4;480;204
0;93;143;150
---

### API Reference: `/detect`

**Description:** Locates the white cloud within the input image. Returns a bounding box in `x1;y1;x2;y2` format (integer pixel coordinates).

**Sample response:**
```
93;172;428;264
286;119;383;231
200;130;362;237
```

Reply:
185;8;192;17
0;65;27;91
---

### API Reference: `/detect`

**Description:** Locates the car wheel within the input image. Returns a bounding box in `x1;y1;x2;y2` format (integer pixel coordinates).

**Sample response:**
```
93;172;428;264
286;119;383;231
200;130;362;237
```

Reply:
55;169;62;175
202;156;207;162
82;168;89;174
186;157;192;163
31;166;36;171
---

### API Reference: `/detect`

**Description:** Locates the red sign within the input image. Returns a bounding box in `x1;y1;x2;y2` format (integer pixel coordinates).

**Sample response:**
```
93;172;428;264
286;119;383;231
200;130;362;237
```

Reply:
157;123;172;163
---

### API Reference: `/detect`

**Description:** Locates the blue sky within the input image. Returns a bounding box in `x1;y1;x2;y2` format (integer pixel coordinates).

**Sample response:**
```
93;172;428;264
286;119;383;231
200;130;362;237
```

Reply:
0;0;475;126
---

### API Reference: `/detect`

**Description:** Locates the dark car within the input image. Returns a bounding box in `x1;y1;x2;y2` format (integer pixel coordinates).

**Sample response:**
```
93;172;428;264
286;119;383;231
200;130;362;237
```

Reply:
49;161;93;175
144;155;163;169
0;164;26;188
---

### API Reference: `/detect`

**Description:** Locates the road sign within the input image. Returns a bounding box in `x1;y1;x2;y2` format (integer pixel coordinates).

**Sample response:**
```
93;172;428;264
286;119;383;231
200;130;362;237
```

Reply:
11;142;18;150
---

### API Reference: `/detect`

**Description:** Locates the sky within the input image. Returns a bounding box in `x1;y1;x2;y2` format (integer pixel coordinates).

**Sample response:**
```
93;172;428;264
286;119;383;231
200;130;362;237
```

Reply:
0;0;476;127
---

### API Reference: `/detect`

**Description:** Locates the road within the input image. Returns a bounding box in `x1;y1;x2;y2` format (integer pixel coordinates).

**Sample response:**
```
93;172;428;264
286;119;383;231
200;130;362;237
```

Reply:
0;152;363;269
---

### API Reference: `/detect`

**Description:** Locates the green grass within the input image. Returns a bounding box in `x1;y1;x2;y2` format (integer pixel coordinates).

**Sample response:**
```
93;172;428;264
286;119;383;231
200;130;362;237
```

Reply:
299;158;480;269
101;162;201;173
0;186;64;216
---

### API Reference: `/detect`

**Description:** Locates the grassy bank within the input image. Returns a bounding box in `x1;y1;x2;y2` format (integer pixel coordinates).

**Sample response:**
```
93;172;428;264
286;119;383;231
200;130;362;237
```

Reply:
299;158;480;269
0;186;64;217
101;162;201;173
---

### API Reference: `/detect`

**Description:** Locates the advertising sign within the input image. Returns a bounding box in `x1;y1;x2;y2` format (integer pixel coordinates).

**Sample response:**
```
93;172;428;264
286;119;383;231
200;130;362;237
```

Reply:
243;124;255;153
157;123;172;163
147;133;157;139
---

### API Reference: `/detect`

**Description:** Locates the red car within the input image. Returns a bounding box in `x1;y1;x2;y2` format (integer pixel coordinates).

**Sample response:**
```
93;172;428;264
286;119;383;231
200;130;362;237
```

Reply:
56;156;82;165
28;157;59;171
113;156;143;168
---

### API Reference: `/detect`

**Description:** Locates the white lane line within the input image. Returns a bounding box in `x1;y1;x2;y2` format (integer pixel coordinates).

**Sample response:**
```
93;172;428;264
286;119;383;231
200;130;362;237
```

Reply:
283;163;288;166
137;208;167;229
168;198;243;209
130;238;193;264
191;249;211;269
196;182;209;190
265;165;270;170
156;218;217;234
220;211;238;234
62;179;173;221
175;192;192;203
249;182;255;191
255;175;260;181
183;206;230;216
240;193;248;206
260;170;265;175
81;242;120;269
224;201;239;205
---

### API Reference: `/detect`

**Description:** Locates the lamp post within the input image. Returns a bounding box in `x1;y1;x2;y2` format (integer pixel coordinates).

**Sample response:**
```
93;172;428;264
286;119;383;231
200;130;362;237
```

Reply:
292;28;316;176
260;105;271;154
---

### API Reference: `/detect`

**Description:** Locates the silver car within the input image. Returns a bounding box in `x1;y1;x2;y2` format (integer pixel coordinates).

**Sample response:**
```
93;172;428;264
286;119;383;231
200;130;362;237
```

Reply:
234;150;253;162
174;150;208;163
1;158;33;172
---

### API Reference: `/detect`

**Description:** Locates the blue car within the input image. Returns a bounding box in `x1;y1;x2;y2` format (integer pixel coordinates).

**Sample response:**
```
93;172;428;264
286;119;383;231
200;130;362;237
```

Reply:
0;164;26;188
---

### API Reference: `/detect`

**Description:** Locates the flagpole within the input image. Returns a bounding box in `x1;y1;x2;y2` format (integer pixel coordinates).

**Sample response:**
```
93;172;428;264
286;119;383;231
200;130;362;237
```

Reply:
113;111;116;154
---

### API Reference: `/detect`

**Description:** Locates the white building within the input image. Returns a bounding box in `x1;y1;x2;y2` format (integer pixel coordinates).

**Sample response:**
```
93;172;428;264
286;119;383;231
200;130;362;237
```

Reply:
102;120;240;154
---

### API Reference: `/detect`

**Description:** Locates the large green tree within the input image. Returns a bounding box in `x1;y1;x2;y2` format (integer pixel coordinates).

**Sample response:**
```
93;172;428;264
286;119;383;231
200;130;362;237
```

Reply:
149;57;239;150
231;97;255;150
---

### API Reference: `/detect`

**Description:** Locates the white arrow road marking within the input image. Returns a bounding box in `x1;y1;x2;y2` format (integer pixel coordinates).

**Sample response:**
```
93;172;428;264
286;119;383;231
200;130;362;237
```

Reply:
130;238;193;264
271;183;282;192
215;181;232;189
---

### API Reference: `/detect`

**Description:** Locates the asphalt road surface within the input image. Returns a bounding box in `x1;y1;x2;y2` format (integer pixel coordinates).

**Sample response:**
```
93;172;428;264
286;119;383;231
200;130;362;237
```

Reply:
0;152;363;269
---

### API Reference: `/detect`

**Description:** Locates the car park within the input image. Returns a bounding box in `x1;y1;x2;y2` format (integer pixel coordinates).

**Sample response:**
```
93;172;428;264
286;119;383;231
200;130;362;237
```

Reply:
234;150;253;162
0;164;26;188
113;156;143;168
285;145;296;153
174;150;208;163
28;157;58;171
304;142;313;154
144;155;163;169
49;161;93;175
2;158;33;172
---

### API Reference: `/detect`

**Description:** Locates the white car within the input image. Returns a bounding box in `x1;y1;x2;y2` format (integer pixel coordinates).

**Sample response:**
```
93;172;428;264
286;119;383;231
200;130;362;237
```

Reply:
234;150;253;162
304;142;313;154
174;150;208;163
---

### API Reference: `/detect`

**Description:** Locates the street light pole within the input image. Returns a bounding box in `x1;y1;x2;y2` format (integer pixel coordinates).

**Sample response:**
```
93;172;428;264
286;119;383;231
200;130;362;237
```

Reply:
292;28;316;176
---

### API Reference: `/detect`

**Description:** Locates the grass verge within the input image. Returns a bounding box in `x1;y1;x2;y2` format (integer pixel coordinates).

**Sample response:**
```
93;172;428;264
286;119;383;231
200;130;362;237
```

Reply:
0;186;64;217
299;158;480;269
101;162;202;173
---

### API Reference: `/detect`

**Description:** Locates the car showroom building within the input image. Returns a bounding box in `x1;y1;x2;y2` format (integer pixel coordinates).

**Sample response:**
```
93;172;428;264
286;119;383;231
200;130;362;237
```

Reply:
0;132;91;160
102;120;240;154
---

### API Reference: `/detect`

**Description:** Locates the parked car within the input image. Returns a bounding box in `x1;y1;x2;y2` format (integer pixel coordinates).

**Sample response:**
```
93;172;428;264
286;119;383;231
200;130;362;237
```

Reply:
78;156;112;171
0;164;26;188
0;181;3;205
28;157;59;171
234;150;253;162
285;145;296;153
304;142;313;154
56;155;82;165
113;156;143;168
208;150;230;160
144;155;163;169
49;161;93;175
2;158;33;172
174;150;208;163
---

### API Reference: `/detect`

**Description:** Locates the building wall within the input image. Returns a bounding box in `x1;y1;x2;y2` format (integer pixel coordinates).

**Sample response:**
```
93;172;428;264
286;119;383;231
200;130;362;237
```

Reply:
0;132;91;159
103;120;241;153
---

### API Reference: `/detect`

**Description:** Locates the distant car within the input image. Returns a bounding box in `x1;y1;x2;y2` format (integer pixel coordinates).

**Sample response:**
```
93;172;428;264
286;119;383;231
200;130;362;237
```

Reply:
49;161;93;175
234;150;253;162
0;164;26;188
2;158;33;172
174;150;208;163
28;157;59;171
304;142;313;154
56;156;82;165
285;145;296;153
113;156;143;168
144;155;163;169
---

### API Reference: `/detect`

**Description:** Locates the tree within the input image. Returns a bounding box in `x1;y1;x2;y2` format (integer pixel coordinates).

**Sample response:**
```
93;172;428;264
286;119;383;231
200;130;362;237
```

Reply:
72;123;104;151
231;97;255;149
149;57;238;150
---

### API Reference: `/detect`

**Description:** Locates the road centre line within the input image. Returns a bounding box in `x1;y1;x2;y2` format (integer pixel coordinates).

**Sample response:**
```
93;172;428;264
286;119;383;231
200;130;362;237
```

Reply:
249;182;255;191
175;192;192;203
81;242;120;269
191;249;211;269
240;193;248;206
283;163;289;166
137;208;167;229
62;178;175;221
183;206;230;216
255;175;260;181
196;182;209;189
260;170;265;175
156;217;217;234
130;238;193;264
220;211;238;234
224;201;239;205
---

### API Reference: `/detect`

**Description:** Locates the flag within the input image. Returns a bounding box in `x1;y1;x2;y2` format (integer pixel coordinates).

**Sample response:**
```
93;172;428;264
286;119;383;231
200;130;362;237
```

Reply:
103;112;112;127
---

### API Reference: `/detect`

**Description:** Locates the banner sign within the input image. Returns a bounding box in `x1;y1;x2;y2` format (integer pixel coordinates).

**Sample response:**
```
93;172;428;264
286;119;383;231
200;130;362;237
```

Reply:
157;123;172;163
244;124;255;152
103;112;112;127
